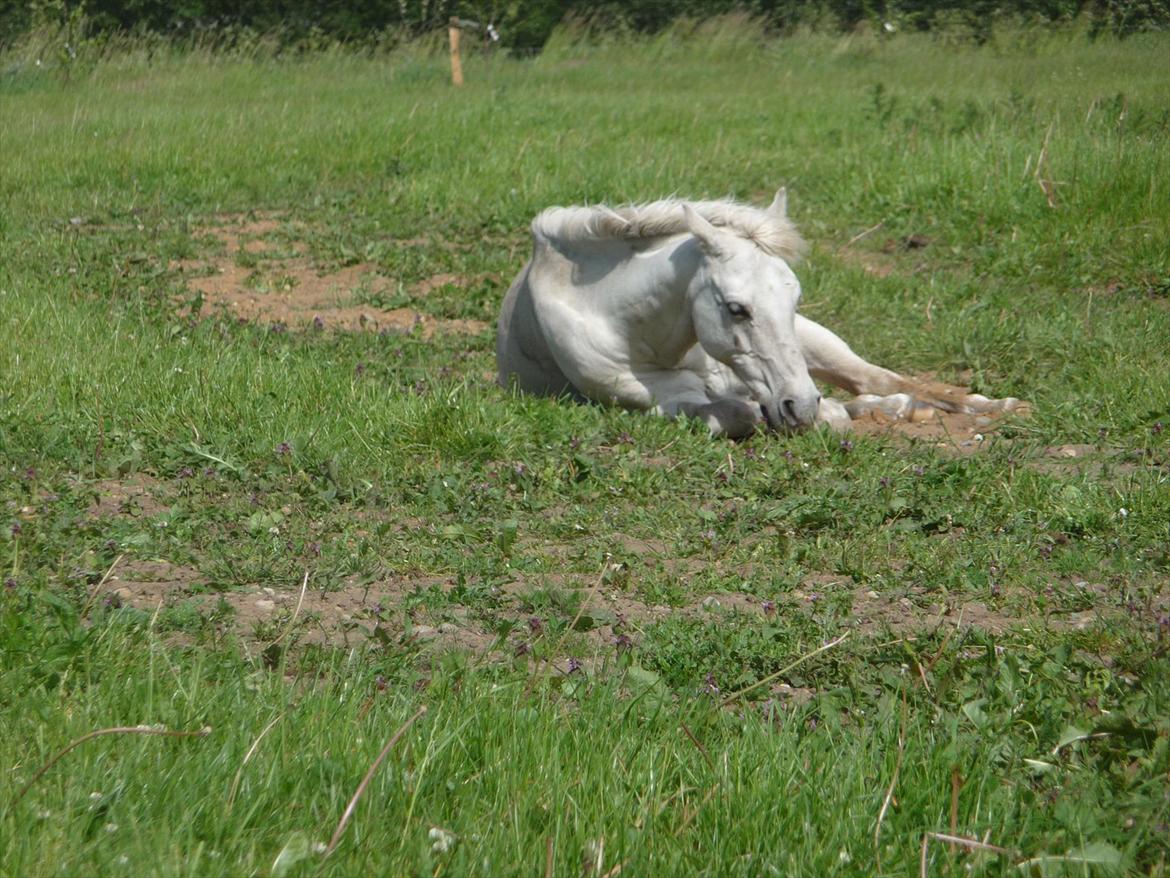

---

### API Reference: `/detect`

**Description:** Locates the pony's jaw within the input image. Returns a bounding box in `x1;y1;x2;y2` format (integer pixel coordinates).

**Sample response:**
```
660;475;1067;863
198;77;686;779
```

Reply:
721;340;821;430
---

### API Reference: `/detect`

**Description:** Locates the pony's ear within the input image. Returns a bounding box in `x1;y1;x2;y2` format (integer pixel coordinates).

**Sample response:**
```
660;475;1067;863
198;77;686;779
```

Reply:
768;187;788;218
683;204;731;260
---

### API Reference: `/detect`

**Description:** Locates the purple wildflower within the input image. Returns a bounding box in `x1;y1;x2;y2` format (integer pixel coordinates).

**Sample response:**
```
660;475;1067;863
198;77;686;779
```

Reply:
527;617;543;635
270;322;287;334
762;600;776;617
613;633;633;652
567;657;582;674
275;441;292;457
704;673;720;695
839;439;854;453
312;315;325;330
375;674;387;691
178;466;194;479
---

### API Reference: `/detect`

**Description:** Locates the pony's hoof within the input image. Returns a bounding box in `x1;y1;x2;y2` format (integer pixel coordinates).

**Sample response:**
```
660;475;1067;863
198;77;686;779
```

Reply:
816;397;852;432
845;393;915;420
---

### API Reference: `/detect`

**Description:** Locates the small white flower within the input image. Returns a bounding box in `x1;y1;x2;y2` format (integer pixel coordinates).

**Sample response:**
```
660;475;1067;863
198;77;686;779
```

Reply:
312;842;328;854
89;791;103;801
104;822;119;833
429;826;456;854
1118;507;1128;519
838;849;852;864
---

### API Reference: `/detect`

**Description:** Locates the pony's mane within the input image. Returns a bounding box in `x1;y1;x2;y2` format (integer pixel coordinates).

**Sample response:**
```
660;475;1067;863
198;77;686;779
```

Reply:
532;197;807;263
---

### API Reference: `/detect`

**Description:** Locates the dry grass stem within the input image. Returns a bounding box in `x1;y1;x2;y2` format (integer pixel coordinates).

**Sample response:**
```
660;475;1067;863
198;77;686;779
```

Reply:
721;631;850;706
79;553;124;617
12;725;211;806
262;570;310;651
226;712;285;810
679;720;715;772
323;705;428;858
950;767;963;838
920;831;1013;876
841;220;885;250
873;692;907;868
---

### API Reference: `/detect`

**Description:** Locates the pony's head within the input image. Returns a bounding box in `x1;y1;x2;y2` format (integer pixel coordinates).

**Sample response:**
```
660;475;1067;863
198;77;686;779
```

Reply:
683;194;821;430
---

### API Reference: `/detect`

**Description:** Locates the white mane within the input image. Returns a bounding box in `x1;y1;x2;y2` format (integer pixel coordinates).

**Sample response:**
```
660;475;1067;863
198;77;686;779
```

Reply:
532;197;807;263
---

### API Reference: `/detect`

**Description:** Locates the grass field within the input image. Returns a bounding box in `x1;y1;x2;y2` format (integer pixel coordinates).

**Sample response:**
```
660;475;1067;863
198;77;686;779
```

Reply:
2;22;1169;877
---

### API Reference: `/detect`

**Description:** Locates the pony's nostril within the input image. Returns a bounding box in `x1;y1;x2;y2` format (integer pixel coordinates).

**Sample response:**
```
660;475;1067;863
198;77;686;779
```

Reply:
782;399;798;423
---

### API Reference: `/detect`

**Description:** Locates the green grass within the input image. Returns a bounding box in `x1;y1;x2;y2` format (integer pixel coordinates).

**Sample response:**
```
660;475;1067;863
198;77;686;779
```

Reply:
2;23;1169;877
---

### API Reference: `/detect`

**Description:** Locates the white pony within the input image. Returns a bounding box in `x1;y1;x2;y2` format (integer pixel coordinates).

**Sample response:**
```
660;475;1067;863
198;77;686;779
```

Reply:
496;190;1020;438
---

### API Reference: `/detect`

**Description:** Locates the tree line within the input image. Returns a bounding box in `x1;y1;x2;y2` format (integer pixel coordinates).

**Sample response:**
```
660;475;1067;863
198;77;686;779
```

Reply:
3;0;1166;52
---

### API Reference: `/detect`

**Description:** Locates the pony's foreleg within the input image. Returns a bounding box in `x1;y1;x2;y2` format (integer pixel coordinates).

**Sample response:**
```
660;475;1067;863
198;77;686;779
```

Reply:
794;314;910;397
636;370;762;439
794;315;1021;416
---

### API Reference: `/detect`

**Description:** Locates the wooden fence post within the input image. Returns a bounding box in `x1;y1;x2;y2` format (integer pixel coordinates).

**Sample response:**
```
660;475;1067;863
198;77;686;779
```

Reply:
448;18;464;86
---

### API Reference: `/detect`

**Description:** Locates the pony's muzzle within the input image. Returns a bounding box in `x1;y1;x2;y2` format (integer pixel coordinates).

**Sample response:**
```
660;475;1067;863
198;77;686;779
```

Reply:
763;394;821;430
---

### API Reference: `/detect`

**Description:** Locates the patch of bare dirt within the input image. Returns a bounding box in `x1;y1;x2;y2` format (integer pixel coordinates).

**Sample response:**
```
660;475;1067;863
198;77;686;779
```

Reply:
99;559;499;653
837;249;897;278
172;214;488;337
848;407;1004;452
87;475;166;518
1025;443;1163;478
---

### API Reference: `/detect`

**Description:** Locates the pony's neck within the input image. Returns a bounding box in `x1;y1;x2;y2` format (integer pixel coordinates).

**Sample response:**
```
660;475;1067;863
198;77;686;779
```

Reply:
618;236;705;365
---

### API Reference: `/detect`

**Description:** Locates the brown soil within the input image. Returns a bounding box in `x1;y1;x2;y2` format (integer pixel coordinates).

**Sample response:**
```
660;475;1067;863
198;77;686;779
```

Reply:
86;475;167;518
848;407;1006;452
172;213;489;337
94;544;1128;656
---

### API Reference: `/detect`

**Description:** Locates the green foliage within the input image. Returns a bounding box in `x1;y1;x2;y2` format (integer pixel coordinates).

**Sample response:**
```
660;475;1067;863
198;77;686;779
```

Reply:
1;0;1166;56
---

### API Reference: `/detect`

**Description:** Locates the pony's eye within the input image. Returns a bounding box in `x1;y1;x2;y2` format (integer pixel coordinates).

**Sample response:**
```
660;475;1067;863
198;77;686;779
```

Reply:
726;302;750;319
